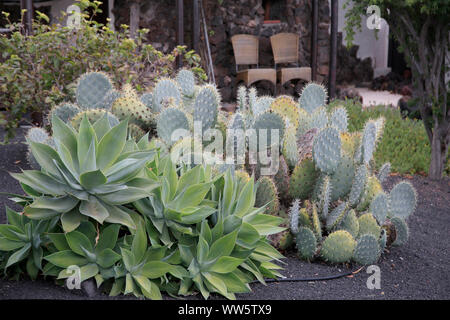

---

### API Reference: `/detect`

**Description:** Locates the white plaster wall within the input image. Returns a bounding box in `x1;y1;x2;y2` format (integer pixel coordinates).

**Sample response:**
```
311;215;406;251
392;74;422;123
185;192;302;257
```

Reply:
329;0;391;77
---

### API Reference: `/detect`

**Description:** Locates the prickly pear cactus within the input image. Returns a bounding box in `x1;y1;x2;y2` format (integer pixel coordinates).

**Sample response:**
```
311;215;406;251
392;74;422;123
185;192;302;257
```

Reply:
48;103;81;123
152;78;182;112
157;107;190;146
270;96;299;128
193;85;219;133
255;177;280;216
299;83;327;114
76;71;113;109
320;230;356;263
312;127;341;174
25;127;52;169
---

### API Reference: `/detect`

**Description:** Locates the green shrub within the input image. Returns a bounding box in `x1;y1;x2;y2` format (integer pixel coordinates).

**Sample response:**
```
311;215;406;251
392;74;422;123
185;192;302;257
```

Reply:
0;0;206;142
330;99;432;175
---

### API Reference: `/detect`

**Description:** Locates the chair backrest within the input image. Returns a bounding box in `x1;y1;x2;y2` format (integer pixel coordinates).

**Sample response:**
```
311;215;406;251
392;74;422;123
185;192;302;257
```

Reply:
270;33;299;64
231;34;259;66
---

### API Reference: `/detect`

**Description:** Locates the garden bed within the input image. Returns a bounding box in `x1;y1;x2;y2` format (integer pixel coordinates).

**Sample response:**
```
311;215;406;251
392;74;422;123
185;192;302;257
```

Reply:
0;128;448;300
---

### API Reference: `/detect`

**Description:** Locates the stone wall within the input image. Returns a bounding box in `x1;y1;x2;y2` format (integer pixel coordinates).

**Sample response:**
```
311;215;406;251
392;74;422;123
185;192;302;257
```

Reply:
113;0;331;101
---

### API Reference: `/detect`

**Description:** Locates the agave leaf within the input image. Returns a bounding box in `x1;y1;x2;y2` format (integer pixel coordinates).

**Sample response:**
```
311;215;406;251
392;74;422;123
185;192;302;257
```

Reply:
29;196;78;213
97;118;128;170
60;209;84;233
0;237;26;251
44;250;88;268
5;243;31;269
77;115;97;169
95;224;121;253
5;206;25;228
209;256;244;274
140;261;173;279
93;115;112;140
207;229;238;261
97;249;121;268
47;233;70;251
51;115;78;168
29;141;63;179
99;187;151;205
78;136;97;173
233;179;254;218
170;182;212;211
103;205;136;231
79;169;107;190
66;230;94;256
0;225;26;242
11;171;67;195
24;206;60;220
79;197;109;223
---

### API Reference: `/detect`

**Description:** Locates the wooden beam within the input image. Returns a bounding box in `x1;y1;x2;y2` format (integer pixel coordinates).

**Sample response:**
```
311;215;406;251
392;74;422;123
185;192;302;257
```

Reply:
192;0;200;52
129;1;140;39
328;0;338;100
311;0;318;81
176;0;184;69
21;0;33;35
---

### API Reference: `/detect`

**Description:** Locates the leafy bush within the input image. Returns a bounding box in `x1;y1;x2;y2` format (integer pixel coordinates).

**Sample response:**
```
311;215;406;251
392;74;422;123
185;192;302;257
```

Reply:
0;115;284;300
0;0;206;142
330;99;432;175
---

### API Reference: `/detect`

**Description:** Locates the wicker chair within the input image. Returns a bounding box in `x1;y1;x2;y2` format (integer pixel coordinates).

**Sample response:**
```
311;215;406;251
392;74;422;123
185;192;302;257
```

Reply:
231;34;277;93
270;33;311;85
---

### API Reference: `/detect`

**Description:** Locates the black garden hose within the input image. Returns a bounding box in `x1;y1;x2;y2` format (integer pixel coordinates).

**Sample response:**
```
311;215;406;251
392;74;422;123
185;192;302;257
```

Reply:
251;268;361;284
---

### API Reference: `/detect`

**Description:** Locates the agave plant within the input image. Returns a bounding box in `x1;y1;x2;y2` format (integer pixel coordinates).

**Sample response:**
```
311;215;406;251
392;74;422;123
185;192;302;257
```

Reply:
110;214;185;299
45;221;122;286
11;115;158;232
0;207;58;279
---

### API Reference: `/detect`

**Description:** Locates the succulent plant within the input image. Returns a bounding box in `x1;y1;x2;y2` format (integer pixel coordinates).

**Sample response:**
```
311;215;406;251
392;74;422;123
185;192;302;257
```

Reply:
48;103;81;124
352;234;380;265
76;71;113;110
156;107;190;146
12;115;157;233
152;78;182;112
320;230;356;263
0;207;58;279
255;177;280;216
299;82;327;114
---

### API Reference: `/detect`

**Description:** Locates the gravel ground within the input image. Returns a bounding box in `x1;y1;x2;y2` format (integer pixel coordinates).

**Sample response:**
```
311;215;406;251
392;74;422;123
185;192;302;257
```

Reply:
0;129;449;300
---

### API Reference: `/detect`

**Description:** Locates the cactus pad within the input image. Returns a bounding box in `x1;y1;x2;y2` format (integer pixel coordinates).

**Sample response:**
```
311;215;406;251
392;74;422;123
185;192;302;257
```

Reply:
157;107;190;146
349;164;368;207
329;106;348;132
388;181;417;219
76;71;113;109
312;127;341;174
299;83;327;113
337;209;359;238
326;202;348;231
296;227;317;260
320;230;356;263
289;158;319;199
255;177;280;216
282;126;299;168
391;217;409;246
358;213;381;239
48;103;81;123
377;162;391;183
152;78;182;112
362;120;377;164
352;234;380;265
358;176;382;211
329;154;355;201
253;111;285;149
370;192;389;224
140;93;154;109
193;85;220;133
176;69;196;97
270;96;299;128
289;199;301;234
